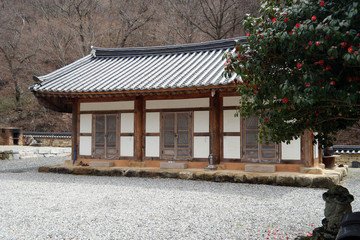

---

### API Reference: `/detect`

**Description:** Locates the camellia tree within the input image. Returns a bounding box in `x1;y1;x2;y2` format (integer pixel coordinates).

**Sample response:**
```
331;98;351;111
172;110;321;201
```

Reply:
224;0;360;148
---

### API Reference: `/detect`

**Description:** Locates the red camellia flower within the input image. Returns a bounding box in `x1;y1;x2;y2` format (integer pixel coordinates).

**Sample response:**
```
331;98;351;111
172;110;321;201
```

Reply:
254;89;258;94
319;60;324;65
330;81;335;85
341;42;347;48
348;47;353;53
308;41;313;45
306;83;310;87
311;15;316;21
224;62;228;66
246;32;250;36
319;1;325;6
283;98;289;103
297;63;302;68
265;118;269;122
316;41;320;46
326;65;331;70
272;18;277;23
296;23;301;28
289;30;294;35
284;18;288;23
355;51;359;55
314;62;319;66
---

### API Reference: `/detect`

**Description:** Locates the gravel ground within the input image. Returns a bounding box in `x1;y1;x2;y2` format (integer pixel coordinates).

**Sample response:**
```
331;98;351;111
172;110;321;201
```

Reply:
0;157;359;240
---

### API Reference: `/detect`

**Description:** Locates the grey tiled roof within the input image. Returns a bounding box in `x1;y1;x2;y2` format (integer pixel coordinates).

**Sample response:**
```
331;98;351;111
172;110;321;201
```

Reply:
23;132;72;138
333;145;360;155
31;37;245;94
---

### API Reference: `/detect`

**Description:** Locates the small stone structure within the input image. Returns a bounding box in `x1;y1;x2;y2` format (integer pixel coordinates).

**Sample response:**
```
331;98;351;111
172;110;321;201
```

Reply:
0;127;23;145
312;185;354;240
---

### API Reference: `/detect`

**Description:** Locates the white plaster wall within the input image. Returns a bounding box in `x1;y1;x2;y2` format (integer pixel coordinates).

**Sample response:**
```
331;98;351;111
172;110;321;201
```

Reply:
80;101;134;111
314;142;319;159
223;96;240;107
223;136;241;159
145;136;160;157
223;110;240;132
146;112;160;133
79;136;92;155
194;111;209;133
79;114;92;133
146;98;209;109
120;136;134;156
194;136;210;158
281;138;301;160
121;113;134;133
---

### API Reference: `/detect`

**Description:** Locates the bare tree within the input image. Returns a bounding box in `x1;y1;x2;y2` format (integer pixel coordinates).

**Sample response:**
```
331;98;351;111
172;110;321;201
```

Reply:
0;0;38;105
102;0;155;48
162;0;200;44
168;0;259;40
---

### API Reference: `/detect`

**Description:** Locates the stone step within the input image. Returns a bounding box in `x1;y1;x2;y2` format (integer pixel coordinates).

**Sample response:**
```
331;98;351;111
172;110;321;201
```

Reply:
89;161;114;167
245;164;276;173
160;162;188;169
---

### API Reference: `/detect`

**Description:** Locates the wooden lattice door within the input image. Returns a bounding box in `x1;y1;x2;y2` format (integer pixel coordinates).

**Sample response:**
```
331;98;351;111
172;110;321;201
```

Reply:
93;114;118;159
161;112;192;160
242;116;279;163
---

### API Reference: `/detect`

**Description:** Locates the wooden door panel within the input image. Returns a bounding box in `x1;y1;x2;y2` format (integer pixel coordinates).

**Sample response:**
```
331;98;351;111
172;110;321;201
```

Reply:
93;114;119;158
243;116;278;163
161;112;192;160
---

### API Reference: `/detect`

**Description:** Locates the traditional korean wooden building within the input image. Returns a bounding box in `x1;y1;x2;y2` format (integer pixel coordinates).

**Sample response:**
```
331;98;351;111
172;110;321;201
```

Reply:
30;37;320;171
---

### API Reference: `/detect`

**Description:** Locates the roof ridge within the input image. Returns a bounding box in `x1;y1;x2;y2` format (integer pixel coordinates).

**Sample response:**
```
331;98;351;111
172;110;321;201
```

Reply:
92;37;246;57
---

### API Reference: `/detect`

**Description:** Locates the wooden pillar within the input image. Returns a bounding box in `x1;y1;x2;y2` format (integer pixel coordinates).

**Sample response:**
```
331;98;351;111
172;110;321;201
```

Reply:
135;96;144;162
302;130;314;167
71;100;79;163
318;148;323;164
210;91;221;164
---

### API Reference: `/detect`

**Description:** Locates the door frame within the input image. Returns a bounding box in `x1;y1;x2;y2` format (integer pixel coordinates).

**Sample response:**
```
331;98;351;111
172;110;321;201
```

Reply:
92;114;120;159
160;111;193;160
241;116;280;163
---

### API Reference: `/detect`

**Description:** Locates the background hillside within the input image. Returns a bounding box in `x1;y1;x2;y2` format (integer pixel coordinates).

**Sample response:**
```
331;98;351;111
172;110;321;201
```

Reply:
0;0;358;144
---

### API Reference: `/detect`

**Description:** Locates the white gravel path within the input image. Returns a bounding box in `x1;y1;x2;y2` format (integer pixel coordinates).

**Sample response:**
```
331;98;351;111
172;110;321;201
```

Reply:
0;157;359;240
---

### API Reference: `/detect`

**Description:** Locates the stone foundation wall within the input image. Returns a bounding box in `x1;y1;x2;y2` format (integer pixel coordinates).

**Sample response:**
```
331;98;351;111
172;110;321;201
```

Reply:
35;138;72;147
336;154;360;166
23;137;72;147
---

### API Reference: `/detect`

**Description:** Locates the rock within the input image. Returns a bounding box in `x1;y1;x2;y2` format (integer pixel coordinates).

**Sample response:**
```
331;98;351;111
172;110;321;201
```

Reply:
179;171;195;180
276;175;295;186
233;174;246;183
124;169;137;177
38;166;50;172
195;172;216;181
214;173;234;182
311;185;354;240
312;177;337;189
136;170;156;178
254;174;275;185
300;167;323;174
157;171;179;179
295;175;313;187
